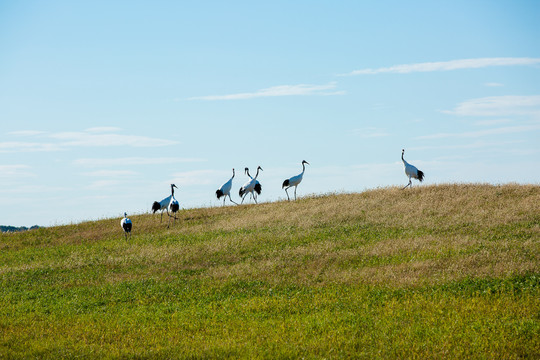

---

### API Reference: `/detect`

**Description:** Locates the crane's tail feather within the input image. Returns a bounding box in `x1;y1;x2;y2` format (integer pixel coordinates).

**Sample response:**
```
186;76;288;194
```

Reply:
417;170;425;182
239;188;245;197
151;201;160;213
254;183;262;195
123;223;132;233
216;189;224;199
170;203;180;213
282;179;289;188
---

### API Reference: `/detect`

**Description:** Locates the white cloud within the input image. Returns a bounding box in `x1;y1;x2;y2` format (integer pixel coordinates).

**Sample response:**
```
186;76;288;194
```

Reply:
442;95;540;117
474;119;512;126
416;124;540;140
0;141;63;153
170;170;221;186
409;140;524;151
82;170;138;177
2;128;179;152
7;130;47;136
352;127;390;138
86;180;123;189
0;165;35;178
84;127;122;133
74;157;206;167
49;131;178;147
343;57;540;76
187;82;345;100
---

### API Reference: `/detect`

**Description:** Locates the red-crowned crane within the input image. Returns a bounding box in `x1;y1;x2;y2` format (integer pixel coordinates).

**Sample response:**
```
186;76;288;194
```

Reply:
239;166;263;204
282;160;309;201
167;185;180;228
246;167;262;201
401;149;424;189
121;212;132;239
152;184;177;222
216;168;238;205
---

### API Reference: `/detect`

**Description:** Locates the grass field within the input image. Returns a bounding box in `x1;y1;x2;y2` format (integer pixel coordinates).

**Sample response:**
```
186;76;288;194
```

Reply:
1;184;539;358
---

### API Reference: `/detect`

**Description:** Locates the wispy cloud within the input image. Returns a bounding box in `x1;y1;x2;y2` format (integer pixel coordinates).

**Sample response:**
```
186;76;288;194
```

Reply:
442;95;540;117
474;119;512;126
485;82;504;87
409;139;524;151
86;180;123;189
7;130;47;136
0;141;62;153
0;165;35;178
170;170;220;186
351;127;390;138
82;170;138;177
416;124;540;140
49;131;178;147
1;128;179;153
187;82;345;101
74;157;206;167
84;127;122;133
342;57;540;76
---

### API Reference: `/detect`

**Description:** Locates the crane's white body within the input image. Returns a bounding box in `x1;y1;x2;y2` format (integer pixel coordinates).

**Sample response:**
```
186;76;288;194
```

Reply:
121;212;132;239
216;169;238;205
167;185;180;228
246;168;262;201
401;149;424;189
282;160;309;201
239;166;262;204
152;184;179;224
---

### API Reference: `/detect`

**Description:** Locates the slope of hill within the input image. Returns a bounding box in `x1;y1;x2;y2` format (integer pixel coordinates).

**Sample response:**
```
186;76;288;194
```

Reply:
1;184;539;358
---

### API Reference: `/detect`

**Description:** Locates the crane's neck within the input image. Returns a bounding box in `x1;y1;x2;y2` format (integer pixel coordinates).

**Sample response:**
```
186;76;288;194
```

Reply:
171;185;175;196
232;169;235;179
253;167;260;180
401;151;408;165
302;162;306;174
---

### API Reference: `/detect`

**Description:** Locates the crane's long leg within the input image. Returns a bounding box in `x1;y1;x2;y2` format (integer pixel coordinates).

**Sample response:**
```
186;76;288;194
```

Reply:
294;186;297;201
228;194;238;205
402;178;412;190
285;187;290;201
253;191;258;204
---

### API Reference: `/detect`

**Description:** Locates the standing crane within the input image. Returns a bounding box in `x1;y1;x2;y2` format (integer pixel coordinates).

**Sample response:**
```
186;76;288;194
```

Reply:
168;186;180;228
120;212;132;239
216;168;238;205
246;167;262;201
401;149;424;189
239;166;263;204
282;160;309;201
151;184;177;222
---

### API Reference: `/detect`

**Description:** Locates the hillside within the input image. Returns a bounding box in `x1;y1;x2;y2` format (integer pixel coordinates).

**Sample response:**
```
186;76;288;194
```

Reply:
1;184;539;358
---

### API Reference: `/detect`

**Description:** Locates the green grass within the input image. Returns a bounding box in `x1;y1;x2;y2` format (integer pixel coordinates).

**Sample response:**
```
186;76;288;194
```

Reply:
1;184;539;358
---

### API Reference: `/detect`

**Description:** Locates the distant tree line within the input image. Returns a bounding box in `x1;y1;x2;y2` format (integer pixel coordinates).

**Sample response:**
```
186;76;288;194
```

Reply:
1;225;40;233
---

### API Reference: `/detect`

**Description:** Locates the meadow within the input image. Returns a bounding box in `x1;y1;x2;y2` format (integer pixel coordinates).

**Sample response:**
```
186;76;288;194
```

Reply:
1;184;539;359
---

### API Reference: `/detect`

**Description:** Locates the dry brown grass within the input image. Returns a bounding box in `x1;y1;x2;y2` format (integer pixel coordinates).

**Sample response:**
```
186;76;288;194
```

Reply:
2;183;539;288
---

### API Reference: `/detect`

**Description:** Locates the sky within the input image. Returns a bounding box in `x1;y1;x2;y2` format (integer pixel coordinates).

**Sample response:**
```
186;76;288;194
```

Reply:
1;1;539;227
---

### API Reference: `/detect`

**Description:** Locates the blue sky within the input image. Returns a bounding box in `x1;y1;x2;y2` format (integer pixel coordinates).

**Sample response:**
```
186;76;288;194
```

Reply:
1;1;539;226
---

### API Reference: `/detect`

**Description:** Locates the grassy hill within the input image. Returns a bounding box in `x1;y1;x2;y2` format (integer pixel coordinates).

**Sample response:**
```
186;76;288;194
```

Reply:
1;184;539;359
